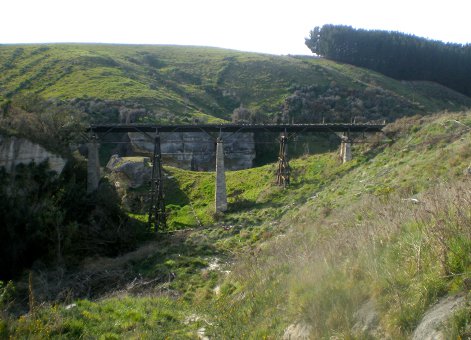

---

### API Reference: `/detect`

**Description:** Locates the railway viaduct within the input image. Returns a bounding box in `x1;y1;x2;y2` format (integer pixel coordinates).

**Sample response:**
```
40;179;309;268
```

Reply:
86;123;385;230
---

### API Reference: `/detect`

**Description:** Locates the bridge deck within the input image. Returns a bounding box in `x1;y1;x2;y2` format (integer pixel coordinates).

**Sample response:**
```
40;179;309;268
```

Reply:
88;123;385;134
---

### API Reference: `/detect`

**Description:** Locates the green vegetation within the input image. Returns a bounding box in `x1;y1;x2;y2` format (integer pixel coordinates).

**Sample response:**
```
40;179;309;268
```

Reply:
205;112;471;338
1;44;470;126
10;297;202;339
306;24;471;97
0;159;148;281
1;44;471;338
2;111;470;338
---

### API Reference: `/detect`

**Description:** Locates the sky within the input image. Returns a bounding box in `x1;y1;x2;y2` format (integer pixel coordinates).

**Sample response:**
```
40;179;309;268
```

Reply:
1;0;470;55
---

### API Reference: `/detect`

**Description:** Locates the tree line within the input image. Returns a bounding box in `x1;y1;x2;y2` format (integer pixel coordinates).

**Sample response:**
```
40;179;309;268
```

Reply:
305;25;471;97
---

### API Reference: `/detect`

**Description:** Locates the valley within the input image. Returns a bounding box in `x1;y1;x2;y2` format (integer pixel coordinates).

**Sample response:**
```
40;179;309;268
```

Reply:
0;44;470;339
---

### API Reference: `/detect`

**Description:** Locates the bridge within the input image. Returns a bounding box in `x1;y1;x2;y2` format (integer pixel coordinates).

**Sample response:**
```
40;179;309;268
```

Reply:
86;123;385;230
87;122;385;134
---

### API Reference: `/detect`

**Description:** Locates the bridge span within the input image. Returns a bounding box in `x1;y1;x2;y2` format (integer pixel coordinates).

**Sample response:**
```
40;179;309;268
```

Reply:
86;123;385;230
88;122;385;134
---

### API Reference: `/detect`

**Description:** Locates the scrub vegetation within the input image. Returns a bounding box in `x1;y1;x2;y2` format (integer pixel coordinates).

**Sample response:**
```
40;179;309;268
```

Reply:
1;111;470;339
0;43;470;339
1;44;471;127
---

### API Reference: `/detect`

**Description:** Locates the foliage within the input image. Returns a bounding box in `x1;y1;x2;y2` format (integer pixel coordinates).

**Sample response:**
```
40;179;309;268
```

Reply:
445;304;471;339
1;44;469;127
3;110;471;339
0;280;15;312
0;160;147;281
1;39;471;340
280;83;418;123
0;93;88;154
204;111;471;338
306;25;471;97
9;296;202;339
231;104;266;123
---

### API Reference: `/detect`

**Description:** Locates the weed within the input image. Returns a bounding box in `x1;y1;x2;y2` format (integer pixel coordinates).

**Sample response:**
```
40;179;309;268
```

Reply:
4;111;471;338
445;302;471;339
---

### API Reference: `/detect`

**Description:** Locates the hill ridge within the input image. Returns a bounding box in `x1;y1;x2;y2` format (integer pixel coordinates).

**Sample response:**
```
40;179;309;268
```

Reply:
1;44;470;126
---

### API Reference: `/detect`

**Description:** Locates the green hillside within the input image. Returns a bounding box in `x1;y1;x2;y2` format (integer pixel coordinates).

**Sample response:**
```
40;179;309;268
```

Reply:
2;110;470;338
1;44;470;125
1;44;471;339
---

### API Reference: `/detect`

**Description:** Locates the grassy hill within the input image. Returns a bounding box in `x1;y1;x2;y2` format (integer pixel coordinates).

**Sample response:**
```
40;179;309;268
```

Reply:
2;110;470;338
1;44;471;338
1;44;470;125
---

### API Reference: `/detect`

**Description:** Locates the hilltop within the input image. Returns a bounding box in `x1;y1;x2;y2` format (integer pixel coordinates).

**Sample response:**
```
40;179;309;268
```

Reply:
1;44;470;126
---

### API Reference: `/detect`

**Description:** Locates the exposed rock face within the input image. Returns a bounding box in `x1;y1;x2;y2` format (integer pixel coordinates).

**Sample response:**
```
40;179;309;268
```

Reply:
352;299;379;334
412;294;467;340
352;299;389;338
282;322;313;340
0;135;66;174
128;132;255;171
106;155;151;188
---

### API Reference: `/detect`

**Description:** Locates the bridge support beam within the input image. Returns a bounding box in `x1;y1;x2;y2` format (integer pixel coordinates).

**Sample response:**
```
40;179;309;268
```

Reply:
87;135;100;193
148;134;166;232
339;133;352;163
343;140;352;163
276;134;290;187
215;137;227;213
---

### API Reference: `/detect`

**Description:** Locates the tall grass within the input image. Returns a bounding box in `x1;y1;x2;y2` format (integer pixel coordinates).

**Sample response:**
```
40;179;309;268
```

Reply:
3;111;471;338
208;180;471;338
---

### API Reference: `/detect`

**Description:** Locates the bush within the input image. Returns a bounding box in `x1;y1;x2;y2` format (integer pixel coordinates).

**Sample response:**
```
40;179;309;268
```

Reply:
0;280;15;312
0;160;147;281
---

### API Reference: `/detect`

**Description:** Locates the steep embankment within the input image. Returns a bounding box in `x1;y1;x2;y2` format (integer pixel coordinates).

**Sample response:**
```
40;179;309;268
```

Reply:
3;111;470;338
1;44;470;125
206;111;471;339
1;43;471;339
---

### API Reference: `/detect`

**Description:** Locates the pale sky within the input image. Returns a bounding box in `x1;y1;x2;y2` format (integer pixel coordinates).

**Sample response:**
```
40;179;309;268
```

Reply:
1;0;470;55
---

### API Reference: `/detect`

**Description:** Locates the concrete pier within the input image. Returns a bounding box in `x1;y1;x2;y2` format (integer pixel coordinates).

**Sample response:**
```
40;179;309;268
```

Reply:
87;137;101;193
339;133;352;163
342;139;352;163
215;138;227;212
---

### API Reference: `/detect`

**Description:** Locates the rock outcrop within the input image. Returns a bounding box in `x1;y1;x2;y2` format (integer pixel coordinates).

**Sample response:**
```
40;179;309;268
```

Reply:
352;299;389;338
106;155;151;188
412;293;467;340
282;322;313;340
128;132;256;171
0;135;66;174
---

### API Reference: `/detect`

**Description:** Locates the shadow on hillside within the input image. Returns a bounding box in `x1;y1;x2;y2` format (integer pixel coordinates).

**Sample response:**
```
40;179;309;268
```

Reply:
362;142;390;161
227;198;285;213
163;173;190;206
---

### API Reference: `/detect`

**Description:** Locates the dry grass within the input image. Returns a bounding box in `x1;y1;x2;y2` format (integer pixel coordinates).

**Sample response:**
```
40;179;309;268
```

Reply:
210;179;471;338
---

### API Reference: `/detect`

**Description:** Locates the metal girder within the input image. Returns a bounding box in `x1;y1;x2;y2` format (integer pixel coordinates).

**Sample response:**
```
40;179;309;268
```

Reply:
87;123;385;134
276;133;290;188
148;133;166;232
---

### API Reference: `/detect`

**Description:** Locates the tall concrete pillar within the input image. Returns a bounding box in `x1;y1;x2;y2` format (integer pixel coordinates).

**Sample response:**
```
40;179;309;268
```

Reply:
343;140;352;163
87;136;100;193
215;137;227;212
339;132;352;163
